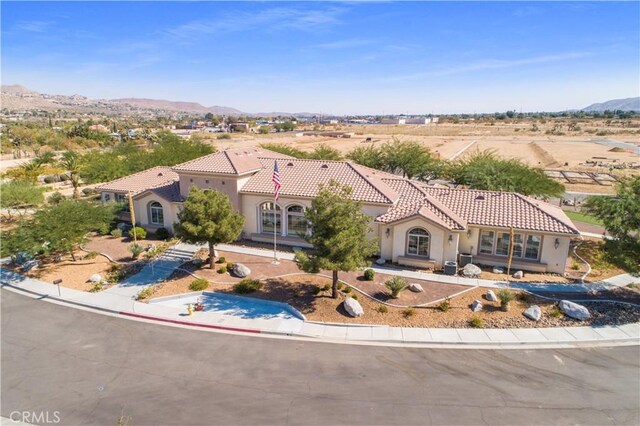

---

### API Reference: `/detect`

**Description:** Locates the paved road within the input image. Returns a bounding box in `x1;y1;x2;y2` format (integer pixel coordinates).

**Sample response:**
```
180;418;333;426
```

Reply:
2;290;639;426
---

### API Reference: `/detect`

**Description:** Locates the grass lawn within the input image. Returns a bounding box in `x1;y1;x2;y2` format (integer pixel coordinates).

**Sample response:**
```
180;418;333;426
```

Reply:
564;210;604;226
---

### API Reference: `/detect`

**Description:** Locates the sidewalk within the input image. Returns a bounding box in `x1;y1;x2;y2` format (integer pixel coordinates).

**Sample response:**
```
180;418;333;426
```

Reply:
2;267;638;348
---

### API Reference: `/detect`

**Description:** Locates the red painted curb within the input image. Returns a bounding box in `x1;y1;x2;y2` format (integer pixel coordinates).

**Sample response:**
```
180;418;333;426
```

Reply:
120;311;261;334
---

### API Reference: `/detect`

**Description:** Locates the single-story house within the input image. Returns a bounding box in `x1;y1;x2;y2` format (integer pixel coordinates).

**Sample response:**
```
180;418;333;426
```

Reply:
96;147;580;274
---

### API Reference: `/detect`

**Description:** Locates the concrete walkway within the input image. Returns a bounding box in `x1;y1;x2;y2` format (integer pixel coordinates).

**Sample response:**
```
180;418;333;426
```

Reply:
1;267;638;347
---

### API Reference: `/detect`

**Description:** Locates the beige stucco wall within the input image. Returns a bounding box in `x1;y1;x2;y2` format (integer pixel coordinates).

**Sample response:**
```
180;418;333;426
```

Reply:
388;218;455;268
459;226;572;274
177;172;244;210
133;193;180;233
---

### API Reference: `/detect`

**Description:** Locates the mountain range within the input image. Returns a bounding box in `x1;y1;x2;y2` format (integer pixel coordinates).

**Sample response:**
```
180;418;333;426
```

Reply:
1;84;638;117
581;97;640;112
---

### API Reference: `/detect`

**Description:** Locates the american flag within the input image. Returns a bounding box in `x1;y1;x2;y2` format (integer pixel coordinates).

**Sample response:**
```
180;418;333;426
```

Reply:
272;161;281;201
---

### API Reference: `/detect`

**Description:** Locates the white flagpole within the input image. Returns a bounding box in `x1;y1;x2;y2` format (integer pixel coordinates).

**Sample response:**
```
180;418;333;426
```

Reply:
272;199;279;265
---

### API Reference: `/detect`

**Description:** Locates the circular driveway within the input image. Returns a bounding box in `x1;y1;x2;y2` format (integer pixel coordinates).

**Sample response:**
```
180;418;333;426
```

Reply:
2;290;638;425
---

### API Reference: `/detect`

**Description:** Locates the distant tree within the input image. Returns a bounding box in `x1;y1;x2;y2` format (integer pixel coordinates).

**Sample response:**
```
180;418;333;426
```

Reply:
308;144;342;160
346;145;385;170
294;181;378;298
59;151;81;198
258;125;270;134
380;138;443;180
259;143;307;159
0;182;45;219
175;187;245;269
447;150;564;197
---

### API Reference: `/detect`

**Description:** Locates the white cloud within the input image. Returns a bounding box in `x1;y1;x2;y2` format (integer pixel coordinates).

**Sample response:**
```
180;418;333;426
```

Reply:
16;20;52;33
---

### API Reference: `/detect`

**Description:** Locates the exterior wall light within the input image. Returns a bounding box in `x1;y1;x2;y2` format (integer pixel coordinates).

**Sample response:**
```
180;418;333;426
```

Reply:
448;234;453;245
385;228;391;238
554;238;560;249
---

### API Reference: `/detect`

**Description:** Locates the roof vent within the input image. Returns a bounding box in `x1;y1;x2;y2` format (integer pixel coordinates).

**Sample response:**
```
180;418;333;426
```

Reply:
287;162;294;167
321;164;329;169
475;195;485;201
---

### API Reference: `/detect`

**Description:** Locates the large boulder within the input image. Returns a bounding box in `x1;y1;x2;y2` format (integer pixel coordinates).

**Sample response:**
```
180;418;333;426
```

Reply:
343;297;364;317
461;263;482;278
232;263;251;278
375;258;386;265
89;274;102;283
513;270;524;279
408;283;424;293
523;305;542;321
471;300;483;312
492;267;504;274
486;290;498;302
559;300;590;321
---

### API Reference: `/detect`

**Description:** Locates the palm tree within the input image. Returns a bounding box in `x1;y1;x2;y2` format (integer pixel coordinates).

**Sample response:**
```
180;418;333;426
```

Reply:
60;151;81;199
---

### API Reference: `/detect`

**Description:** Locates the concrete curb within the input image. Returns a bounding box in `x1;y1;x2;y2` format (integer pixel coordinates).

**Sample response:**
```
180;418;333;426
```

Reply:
2;280;638;349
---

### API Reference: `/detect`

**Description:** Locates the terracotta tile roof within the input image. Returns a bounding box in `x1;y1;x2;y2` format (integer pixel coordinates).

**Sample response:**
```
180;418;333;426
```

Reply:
172;147;293;175
420;186;580;235
95;167;179;195
240;158;400;204
145;181;183;203
376;179;467;230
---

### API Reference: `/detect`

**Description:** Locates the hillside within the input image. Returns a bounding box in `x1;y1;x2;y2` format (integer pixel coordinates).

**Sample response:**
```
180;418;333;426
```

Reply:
582;97;640;112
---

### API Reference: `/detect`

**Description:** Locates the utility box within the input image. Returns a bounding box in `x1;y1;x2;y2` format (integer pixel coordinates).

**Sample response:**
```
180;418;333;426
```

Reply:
459;254;473;267
444;261;458;276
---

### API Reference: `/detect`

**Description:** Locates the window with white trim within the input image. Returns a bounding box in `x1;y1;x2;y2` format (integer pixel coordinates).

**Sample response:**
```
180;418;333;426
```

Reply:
479;230;495;254
406;227;430;257
286;205;307;236
478;229;541;260
260;202;281;233
524;235;541;260
149;201;164;225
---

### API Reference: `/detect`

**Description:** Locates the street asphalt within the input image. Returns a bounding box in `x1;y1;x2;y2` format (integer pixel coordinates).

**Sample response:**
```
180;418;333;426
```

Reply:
2;290;639;426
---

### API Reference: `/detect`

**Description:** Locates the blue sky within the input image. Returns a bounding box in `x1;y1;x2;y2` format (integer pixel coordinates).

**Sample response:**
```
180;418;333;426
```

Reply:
2;1;639;114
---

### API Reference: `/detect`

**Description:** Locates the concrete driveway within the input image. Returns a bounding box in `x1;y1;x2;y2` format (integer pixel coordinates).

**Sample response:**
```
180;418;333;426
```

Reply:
2;290;638;425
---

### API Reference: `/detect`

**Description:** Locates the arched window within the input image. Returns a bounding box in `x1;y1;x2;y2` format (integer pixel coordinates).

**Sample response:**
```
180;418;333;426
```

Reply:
260;202;281;233
407;227;430;257
149;201;164;225
286;205;307;236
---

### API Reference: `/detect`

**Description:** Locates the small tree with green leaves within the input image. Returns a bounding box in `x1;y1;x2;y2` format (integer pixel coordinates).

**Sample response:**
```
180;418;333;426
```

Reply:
174;187;245;269
385;276;407;298
294;181;378;298
0;181;45;219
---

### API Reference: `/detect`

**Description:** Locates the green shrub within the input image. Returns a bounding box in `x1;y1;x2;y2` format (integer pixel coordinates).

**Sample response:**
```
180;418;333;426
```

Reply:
313;286;322;295
128;243;144;259
43;176;56;184
89;283;104;293
217;133;231;140
136;286;154;300
549;305;562;318
82;187;97;196
155;227;170;240
217;266;227;274
59;173;70;181
385;276;407;299
497;289;515;311
97;223;111;235
438;297;451;312
571;262;580;271
363;268;375;281
216;256;226;264
129;226;147;240
48;192;66;205
377;305;388;314
322;284;331;291
83;251;99;260
342;285;352;294
233;279;262;294
516;292;533;303
402;307;415;318
226;262;234;270
336;282;343;290
110;228;123;238
469;316;485;328
189;278;209;291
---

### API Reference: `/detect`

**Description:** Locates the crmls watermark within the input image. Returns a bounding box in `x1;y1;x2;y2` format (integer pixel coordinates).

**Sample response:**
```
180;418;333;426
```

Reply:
9;411;61;424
